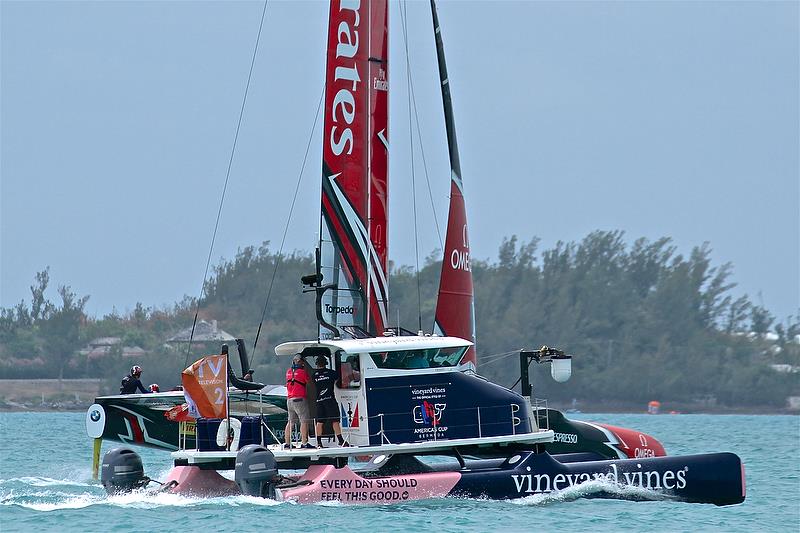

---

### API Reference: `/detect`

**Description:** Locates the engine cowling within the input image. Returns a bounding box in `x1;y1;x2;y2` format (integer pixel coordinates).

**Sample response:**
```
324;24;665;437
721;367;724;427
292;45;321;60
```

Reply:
234;444;278;498
101;447;147;494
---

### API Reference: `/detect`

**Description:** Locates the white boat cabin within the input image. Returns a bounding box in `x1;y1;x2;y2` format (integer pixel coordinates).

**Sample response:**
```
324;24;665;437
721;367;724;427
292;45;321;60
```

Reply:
275;335;535;447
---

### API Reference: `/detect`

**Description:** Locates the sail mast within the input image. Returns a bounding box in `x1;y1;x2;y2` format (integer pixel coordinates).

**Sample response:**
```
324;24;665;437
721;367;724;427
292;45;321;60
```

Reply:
430;0;477;367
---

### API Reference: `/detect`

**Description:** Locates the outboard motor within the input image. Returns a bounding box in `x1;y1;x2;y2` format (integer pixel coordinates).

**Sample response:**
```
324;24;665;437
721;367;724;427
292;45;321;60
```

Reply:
235;444;278;498
100;447;147;494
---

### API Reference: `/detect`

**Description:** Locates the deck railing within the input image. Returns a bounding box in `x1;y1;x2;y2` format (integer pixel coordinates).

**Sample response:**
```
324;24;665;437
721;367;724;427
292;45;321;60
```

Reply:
531;397;549;431
180;400;553;451
291;402;547;447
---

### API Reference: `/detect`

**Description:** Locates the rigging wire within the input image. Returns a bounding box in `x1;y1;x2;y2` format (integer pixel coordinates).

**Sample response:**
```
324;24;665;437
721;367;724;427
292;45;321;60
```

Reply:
407;54;443;251
184;0;269;369
398;1;443;253
482;349;527;391
400;1;444;250
249;86;326;369
400;1;423;332
478;350;519;366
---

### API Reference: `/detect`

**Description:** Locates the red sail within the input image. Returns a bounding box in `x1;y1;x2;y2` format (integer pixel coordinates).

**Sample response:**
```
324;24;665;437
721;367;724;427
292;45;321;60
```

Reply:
434;179;476;367
320;0;388;337
431;0;476;367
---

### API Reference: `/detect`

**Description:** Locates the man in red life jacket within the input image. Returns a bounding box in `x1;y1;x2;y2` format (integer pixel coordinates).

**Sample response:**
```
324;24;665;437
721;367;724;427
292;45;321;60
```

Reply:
284;354;313;449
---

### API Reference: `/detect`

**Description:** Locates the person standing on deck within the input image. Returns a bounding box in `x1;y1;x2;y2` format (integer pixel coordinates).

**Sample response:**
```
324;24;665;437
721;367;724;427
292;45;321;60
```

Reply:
313;355;347;448
284;354;313;449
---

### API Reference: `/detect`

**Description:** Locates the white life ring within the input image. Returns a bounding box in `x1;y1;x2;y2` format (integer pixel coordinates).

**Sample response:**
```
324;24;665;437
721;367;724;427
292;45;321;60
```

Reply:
215;417;242;451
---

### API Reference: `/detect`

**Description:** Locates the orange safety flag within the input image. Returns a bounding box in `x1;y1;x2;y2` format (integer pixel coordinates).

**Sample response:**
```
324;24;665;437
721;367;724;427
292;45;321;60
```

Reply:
181;354;228;419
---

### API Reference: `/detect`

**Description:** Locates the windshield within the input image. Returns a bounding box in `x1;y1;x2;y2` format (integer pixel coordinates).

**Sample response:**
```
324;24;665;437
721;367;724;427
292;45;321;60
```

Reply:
369;346;467;370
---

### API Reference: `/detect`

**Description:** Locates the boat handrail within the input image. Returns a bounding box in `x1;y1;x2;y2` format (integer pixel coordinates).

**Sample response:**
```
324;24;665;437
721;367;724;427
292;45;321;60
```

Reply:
531;398;549;431
178;402;553;451
351;401;553;443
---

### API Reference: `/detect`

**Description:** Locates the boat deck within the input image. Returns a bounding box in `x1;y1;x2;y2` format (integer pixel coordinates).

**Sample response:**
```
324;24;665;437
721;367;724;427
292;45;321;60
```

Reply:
171;430;554;464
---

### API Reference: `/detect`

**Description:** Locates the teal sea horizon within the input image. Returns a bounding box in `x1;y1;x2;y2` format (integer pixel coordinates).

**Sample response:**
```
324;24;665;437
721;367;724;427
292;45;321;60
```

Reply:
1;412;798;532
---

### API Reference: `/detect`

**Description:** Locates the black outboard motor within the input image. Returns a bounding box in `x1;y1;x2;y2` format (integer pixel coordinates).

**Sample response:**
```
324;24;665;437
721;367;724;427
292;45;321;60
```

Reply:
235;444;278;498
100;447;147;494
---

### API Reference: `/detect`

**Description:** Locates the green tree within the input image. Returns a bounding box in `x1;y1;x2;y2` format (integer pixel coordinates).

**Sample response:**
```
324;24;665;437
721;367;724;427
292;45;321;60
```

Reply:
2;235;794;409
39;285;89;380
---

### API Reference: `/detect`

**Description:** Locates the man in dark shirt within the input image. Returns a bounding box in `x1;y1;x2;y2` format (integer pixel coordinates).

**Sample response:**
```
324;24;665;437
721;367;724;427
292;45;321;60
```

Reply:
313;355;347;448
120;365;150;394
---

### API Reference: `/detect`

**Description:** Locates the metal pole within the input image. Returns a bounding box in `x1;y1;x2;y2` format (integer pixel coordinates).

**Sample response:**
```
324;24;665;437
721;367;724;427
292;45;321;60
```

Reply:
91;438;102;480
520;351;532;397
477;407;481;438
259;391;264;445
546;403;550;431
225;353;231;451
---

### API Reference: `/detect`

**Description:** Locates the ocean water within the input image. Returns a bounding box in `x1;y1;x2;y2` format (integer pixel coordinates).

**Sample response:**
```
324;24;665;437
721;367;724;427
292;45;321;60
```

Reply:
1;412;798;532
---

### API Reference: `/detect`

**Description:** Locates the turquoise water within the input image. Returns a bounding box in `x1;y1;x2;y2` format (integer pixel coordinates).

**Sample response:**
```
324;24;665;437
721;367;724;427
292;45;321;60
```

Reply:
1;412;798;532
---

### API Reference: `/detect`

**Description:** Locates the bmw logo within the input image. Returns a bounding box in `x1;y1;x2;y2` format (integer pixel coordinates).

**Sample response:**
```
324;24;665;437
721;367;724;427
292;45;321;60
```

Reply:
86;404;106;438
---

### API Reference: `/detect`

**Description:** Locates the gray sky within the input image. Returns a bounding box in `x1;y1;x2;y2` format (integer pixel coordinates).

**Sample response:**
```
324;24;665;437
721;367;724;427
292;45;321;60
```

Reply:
2;0;798;323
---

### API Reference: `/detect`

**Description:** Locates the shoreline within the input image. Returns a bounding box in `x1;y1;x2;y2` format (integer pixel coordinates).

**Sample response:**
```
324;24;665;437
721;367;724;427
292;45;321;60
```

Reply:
1;404;796;415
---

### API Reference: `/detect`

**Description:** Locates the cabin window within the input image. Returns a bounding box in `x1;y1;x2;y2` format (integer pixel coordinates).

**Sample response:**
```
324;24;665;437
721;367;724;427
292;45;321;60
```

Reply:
369;347;467;370
335;351;361;389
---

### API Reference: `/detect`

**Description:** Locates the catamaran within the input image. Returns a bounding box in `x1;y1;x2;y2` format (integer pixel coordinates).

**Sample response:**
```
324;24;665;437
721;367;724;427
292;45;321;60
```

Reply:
88;0;745;506
98;336;743;505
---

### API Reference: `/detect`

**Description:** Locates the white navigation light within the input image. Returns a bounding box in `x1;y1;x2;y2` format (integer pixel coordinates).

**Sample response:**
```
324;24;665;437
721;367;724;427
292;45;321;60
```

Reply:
550;356;572;383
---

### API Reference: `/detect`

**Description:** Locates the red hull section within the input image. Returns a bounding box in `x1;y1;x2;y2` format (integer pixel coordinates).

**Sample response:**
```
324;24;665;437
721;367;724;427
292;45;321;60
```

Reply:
596;423;667;459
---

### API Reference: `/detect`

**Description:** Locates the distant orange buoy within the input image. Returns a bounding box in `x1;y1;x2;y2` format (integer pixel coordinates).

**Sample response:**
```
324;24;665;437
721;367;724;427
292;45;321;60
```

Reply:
647;400;661;415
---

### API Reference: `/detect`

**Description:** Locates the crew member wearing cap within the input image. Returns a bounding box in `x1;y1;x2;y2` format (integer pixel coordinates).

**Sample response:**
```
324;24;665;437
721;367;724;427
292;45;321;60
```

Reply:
284;354;314;449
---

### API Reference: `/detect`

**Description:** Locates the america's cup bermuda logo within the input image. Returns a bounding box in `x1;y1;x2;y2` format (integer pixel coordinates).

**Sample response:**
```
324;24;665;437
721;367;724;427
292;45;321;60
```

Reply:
413;400;445;425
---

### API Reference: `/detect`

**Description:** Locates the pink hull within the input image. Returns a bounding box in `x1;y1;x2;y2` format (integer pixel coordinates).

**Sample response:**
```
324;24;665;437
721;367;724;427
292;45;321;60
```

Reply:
279;465;462;504
165;466;240;497
163;464;462;504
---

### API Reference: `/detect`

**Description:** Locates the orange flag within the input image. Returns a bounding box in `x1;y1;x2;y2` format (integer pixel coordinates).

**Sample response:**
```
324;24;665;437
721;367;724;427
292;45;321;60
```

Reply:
182;354;228;419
